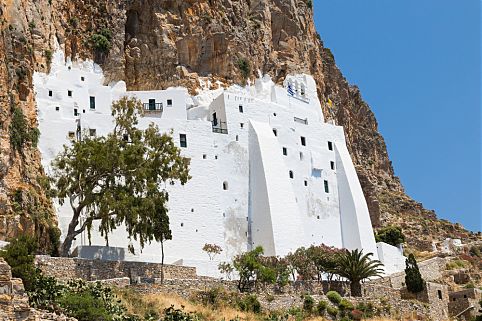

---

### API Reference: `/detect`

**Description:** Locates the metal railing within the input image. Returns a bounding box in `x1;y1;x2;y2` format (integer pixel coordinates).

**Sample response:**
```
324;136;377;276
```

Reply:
212;121;228;134
294;117;308;125
143;102;163;113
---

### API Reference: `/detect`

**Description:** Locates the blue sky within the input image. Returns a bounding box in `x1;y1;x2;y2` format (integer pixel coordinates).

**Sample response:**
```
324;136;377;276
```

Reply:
313;0;481;232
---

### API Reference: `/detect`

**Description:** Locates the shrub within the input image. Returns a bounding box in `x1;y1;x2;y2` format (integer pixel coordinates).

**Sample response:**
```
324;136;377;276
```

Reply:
303;294;315;313
238;294;261;313
375;226;405;246
339;299;354;311
326;291;342;305
316;300;328;315
9;106;40;152
306;0;313;9
45;49;53;66
355;302;375;318
59;290;111;321
327;306;338;317
90;29;112;53
236;58;251;80
0;235;39;290
405;254;424;293
162;305;199;321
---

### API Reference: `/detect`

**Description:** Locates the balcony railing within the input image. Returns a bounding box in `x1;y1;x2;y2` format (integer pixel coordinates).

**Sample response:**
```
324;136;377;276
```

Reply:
212;121;228;134
143;102;163;113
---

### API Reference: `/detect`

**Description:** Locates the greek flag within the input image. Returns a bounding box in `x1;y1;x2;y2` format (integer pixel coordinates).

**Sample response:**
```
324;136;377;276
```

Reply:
287;83;295;96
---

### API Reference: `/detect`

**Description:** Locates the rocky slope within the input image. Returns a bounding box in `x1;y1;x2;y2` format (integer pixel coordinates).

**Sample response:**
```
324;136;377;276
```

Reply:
0;0;478;253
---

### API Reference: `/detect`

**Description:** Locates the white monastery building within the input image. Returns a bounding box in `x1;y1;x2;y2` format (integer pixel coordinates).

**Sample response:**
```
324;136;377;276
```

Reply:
33;51;405;276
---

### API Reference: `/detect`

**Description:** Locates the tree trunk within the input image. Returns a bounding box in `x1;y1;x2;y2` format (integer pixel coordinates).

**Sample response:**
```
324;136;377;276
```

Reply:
60;233;75;257
160;240;165;284
350;281;362;297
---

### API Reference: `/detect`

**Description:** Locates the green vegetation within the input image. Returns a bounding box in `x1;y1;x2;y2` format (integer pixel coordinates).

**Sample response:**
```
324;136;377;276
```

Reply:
90;28;112;53
50;97;190;259
44;49;53;66
331;249;384;297
202;243;222;260
302;295;315;313
327;306;338;318
446;258;471;270
375;226;405;246
9;106;40;153
236;57;251;80
405;253;424;293
237;294;261;313
316;300;327;315
326;291;342;305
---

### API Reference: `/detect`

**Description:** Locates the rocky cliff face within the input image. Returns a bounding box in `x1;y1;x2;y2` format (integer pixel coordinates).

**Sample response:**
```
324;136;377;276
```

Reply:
0;0;477;252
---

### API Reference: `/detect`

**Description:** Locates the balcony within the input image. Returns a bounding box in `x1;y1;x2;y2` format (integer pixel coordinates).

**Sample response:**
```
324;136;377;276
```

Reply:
212;120;228;134
143;102;163;114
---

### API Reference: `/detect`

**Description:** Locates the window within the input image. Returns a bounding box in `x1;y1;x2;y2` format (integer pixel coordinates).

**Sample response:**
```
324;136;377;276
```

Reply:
68;90;72;97
167;99;173;106
273;113;277;116
73;109;78;116
328;141;333;151
330;161;335;170
89;96;96;109
89;129;96;136
437;290;442;300
240;123;244;129
236;135;239;141
289;171;294;179
282;147;287;156
55;106;60;111
239;105;244;113
223;181;228;190
181;223;184;227
179;134;187;147
81;76;85;81
48;90;52;97
324;180;329;193
312;169;321;177
300;136;306;146
273;129;277;136
203;154;207;159
83;109;86;113
304;180;308;186
300;152;304;160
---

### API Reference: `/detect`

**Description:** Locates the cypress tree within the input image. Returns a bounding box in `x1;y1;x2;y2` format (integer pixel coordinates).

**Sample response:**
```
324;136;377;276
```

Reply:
405;253;424;293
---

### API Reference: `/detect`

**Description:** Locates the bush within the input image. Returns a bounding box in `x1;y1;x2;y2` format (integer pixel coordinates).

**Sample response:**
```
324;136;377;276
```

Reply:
236;58;251;80
339;299;354;311
326;291;342;305
355;302;375;318
302;295;315;313
405;254;424;293
9;106;40;152
375;226;405;246
0;235;39;290
162;305;199;321
90;29;112;53
238;294;261;314
59;291;111;321
327;306;338;317
316;300;328;315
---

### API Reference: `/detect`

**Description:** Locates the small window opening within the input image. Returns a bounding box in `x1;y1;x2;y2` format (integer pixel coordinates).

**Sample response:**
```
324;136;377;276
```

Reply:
289;171;294;179
90;96;96;109
203;154;207;159
73;109;78;116
179;134;187;148
48;90;52;97
304;180;308;186
273;128;277;136
317;215;320;219
55;106;60;111
236;135;239;141
81;76;85;81
282;147;287;156
89;129;96;136
328;141;333;151
191;208;194;212
300;152;304;160
324;180;329;193
223;181;228;190
300;136;306;146
330;161;335;170
239;105;244;113
437;290;442;300
181;223;184;227
273;113;277;116
215;155;218;160
167;99;173;106
240;123;244;129
68;90;72;97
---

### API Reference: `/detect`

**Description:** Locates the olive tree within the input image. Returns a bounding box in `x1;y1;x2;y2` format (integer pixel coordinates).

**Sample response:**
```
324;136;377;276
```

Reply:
50;97;191;258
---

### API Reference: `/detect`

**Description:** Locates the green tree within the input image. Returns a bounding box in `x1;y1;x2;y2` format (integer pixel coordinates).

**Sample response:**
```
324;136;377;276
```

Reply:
286;247;316;281
331;249;384;297
0;235;39;290
374;226;405;246
405;253;424;293
50;97;191;256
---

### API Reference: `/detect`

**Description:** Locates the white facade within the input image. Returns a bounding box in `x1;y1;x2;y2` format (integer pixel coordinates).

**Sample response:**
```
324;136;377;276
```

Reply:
33;51;403;276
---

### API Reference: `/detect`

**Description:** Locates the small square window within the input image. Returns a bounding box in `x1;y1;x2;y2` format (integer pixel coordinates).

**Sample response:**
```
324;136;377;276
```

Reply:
181;223;184;227
301;136;306;146
48;90;52;97
180;134;187;148
90;96;96;109
239;105;244;113
89;129;96;136
289;171;294;179
330;161;335;170
82;109;85;113
167;99;173;106
203;154;207;159
81;76;85;81
240;123;244;129
300;152;304;160
68;90;72;97
324;180;329;193
328;141;333;151
273;128;277;136
73;109;78;116
304;180;308;186
55;106;60;111
282;147;287;156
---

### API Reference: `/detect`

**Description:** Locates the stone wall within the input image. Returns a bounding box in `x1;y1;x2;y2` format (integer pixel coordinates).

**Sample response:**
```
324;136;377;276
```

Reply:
0;258;76;321
35;255;197;282
448;288;482;320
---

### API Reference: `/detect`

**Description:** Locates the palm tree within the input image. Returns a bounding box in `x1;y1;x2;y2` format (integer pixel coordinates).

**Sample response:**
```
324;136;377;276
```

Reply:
331;249;384;297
